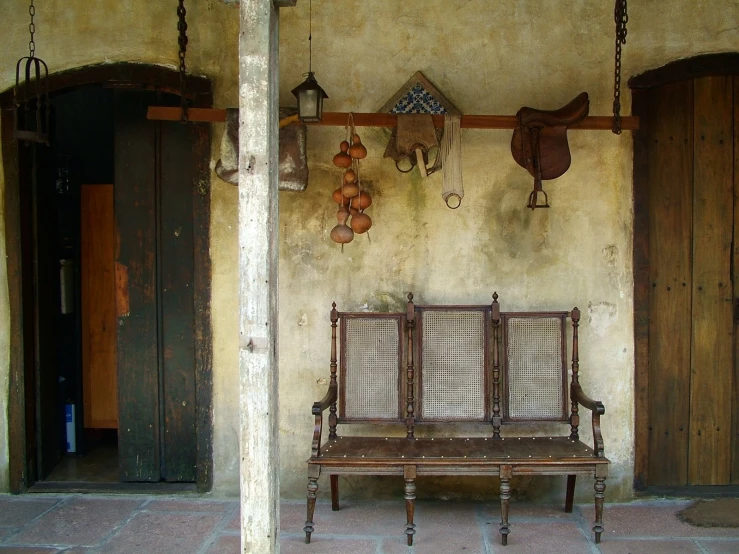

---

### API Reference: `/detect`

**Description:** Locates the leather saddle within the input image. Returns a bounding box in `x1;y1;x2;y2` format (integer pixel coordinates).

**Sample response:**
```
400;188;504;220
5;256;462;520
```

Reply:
511;92;589;208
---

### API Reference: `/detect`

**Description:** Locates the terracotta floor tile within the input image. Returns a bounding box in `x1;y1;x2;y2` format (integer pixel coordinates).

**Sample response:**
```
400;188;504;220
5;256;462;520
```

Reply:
226;508;240;531
579;503;739;538
483;522;591;554
100;512;222;554
410;532;486;554
280;535;377;554
0;498;59;528
143;499;236;512
0;546;59;554
597;538;702;553
481;502;577;522
205;535;240;554
280;502;307;531
303;500;409;538
698;539;739;553
409;502;486;553
8;498;141;547
380;538;414;554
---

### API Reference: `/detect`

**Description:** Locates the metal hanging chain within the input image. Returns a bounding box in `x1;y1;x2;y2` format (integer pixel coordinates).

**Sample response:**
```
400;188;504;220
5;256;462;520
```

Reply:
177;0;189;122
308;0;312;74
612;0;628;134
28;0;36;58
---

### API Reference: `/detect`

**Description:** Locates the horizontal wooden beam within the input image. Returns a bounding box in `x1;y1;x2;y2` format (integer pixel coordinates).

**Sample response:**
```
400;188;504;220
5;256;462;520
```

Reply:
147;106;639;131
313;112;640;131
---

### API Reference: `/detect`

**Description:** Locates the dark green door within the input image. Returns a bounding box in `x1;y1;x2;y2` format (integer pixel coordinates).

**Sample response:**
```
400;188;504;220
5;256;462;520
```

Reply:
114;91;198;482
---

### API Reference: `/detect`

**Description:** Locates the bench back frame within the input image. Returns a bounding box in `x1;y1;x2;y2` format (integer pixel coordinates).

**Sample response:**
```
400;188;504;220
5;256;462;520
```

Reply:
330;294;583;441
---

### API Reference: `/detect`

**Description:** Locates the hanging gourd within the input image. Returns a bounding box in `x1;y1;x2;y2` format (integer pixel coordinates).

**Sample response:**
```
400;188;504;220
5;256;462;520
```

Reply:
332;141;352;168
350;211;372;234
349;191;372;211
330;205;354;244
332;187;350;206
343;168;357;184
348;134;367;159
329;114;374;246
341;180;360;199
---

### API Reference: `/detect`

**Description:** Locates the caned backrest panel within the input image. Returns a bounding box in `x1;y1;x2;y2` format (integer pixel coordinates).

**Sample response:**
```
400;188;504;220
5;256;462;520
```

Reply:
417;307;489;421
502;312;568;422
339;314;403;421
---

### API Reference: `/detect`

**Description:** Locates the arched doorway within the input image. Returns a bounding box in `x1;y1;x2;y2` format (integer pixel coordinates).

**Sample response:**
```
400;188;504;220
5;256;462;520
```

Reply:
631;53;739;489
1;63;214;492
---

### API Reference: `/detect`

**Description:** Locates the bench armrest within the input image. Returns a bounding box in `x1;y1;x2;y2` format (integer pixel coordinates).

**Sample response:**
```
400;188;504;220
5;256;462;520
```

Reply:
312;384;338;415
311;385;337;458
572;384;605;415
571;383;606;458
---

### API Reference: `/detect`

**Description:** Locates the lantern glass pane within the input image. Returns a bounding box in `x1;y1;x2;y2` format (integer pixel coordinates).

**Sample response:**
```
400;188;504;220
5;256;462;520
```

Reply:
299;89;318;119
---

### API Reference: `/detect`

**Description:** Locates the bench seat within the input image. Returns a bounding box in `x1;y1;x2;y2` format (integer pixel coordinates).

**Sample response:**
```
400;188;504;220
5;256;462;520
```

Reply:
315;436;604;470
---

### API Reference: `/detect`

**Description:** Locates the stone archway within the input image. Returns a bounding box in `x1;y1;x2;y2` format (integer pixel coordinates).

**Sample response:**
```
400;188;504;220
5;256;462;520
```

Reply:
1;62;214;493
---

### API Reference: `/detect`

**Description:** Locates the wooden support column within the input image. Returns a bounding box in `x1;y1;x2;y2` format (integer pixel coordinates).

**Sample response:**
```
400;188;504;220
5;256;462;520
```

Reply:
239;0;282;552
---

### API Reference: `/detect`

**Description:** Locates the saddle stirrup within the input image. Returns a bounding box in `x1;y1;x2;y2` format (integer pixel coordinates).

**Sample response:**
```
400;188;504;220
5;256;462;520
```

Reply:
527;128;549;210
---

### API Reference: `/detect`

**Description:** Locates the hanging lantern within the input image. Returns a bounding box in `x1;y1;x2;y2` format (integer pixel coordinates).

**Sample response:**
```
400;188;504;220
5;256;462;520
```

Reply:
291;0;328;123
291;72;328;123
14;0;50;145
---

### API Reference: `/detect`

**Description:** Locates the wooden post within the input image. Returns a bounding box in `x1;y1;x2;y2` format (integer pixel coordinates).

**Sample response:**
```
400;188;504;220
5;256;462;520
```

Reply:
238;0;281;552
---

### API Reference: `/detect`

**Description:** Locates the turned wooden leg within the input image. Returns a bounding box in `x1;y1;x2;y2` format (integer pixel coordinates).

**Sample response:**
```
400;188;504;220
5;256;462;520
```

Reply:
404;466;417;546
565;474;576;513
593;477;606;543
499;465;512;546
330;475;340;511
593;468;607;544
304;466;321;544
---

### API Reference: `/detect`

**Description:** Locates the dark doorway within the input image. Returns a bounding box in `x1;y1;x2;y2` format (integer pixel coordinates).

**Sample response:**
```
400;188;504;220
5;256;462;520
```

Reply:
31;85;118;483
632;54;739;489
2;64;213;492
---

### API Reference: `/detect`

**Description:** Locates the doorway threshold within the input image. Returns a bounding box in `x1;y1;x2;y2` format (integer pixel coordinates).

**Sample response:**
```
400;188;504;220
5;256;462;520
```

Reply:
638;485;739;499
28;481;197;494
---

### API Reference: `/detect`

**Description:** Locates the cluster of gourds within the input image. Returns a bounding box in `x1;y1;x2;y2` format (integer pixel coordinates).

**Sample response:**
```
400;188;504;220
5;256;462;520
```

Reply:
330;133;373;244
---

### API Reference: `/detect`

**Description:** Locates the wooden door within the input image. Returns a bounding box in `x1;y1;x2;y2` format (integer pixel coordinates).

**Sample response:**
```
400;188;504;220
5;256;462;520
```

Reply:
647;76;737;486
114;91;198;482
81;184;118;429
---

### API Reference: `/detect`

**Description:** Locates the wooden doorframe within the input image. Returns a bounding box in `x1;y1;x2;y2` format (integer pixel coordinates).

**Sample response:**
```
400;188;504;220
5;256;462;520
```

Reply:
1;63;214;493
630;52;739;490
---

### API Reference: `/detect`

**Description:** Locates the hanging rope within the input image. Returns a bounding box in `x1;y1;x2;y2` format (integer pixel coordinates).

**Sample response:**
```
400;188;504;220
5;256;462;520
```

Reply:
177;0;189;123
612;0;628;134
440;113;463;209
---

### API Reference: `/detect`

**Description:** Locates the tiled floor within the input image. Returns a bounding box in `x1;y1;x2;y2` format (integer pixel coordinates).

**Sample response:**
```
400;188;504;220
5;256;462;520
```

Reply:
0;495;737;553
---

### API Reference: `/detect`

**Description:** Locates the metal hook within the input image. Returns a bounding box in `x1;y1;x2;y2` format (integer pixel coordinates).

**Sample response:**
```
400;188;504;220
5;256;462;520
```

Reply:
395;156;416;173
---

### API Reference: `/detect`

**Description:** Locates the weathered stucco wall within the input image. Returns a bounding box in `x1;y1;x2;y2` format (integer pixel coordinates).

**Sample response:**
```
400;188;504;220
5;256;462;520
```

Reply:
0;0;737;499
275;0;738;502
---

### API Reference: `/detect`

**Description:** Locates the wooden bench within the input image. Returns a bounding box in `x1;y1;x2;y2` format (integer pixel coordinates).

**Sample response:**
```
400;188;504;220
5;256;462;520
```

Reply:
304;293;608;546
